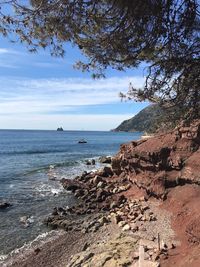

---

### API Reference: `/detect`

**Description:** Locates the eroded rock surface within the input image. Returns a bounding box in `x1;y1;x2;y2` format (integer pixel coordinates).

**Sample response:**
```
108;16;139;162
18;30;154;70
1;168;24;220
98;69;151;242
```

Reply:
112;120;200;199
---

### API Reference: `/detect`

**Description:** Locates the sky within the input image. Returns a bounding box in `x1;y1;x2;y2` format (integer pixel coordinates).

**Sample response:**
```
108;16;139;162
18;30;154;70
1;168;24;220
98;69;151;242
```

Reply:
0;35;149;131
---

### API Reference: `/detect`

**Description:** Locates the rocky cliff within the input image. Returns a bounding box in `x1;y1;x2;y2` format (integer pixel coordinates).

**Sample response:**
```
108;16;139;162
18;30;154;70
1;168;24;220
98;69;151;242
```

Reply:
111;119;200;266
112;119;200;198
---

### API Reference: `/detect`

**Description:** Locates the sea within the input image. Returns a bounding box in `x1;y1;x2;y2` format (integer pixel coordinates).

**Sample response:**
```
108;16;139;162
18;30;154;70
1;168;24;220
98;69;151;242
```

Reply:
0;129;141;259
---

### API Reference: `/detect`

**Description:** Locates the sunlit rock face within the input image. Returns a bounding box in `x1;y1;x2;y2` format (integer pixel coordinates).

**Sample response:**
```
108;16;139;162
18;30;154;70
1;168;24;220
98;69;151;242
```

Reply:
111;120;200;199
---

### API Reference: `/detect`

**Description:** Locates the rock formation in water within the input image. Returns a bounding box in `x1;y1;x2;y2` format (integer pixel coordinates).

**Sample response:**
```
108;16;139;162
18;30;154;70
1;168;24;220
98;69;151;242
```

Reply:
57;127;64;131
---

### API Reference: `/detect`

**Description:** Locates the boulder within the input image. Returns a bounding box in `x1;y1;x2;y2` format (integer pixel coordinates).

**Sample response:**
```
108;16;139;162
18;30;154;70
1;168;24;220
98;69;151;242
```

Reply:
96;189;108;202
91;159;96;165
99;156;112;164
102;166;113;176
93;175;103;184
19;215;34;227
122;224;131;231
85;160;92;165
97;181;104;188
74;188;85;197
0;202;11;210
60;178;83;192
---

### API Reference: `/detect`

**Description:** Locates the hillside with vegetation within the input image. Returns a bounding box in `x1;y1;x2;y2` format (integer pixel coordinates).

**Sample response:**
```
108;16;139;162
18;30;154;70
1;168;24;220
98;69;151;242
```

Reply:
113;105;165;133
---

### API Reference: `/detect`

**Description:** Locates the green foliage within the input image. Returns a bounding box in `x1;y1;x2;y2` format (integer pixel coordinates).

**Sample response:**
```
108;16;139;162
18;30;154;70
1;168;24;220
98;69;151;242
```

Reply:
114;104;183;133
114;105;165;133
0;0;199;122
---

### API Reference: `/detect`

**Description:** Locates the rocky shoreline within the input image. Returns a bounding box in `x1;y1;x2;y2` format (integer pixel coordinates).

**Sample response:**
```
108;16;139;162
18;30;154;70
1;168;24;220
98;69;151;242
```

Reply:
43;160;176;267
3;120;200;267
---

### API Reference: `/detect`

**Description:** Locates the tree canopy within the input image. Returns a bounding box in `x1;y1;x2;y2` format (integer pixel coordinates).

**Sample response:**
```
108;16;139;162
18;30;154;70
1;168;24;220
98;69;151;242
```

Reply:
0;0;199;121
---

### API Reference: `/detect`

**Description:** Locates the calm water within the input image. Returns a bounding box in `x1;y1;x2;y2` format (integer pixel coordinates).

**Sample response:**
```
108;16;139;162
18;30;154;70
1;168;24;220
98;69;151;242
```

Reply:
0;130;141;256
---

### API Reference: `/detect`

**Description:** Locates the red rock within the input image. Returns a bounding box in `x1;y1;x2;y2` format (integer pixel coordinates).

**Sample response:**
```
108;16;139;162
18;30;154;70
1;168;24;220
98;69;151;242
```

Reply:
111;120;200;198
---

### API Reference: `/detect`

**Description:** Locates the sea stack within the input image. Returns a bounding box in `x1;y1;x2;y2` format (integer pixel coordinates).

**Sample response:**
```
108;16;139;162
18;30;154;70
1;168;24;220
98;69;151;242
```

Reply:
57;127;64;131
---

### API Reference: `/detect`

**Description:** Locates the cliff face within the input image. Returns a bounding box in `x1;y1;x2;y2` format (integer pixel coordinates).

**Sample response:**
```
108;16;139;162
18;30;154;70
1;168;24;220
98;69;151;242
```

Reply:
113;104;165;133
112;120;200;199
111;120;200;266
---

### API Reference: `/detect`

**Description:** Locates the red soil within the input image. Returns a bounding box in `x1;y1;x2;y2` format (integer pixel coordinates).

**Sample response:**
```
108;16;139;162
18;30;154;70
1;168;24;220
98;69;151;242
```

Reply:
161;184;200;267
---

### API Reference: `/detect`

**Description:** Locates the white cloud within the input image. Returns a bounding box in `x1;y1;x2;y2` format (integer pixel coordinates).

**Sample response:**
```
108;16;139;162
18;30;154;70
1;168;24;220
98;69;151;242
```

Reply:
0;76;144;114
0;48;21;55
0;48;10;54
0;62;19;68
0;76;144;130
33;62;61;68
0;47;23;68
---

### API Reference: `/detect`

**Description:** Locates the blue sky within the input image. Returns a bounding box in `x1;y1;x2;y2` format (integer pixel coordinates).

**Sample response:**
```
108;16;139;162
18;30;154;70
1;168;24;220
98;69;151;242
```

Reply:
0;35;149;130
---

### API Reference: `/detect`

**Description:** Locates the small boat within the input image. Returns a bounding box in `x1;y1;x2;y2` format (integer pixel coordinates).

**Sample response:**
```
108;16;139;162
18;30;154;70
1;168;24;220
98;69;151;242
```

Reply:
78;139;87;144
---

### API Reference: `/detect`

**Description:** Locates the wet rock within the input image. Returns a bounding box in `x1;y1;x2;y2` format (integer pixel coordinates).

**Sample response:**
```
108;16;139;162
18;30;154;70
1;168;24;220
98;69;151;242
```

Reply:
74;188;85;198
57;207;64;213
0;202;11;210
85;160;92;165
85;159;96;166
80;171;88;179
52;208;58;216
99;156;112;164
60;178;83;192
20;216;29;224
111;158;122;175
102;166;113;177
19;215;34;227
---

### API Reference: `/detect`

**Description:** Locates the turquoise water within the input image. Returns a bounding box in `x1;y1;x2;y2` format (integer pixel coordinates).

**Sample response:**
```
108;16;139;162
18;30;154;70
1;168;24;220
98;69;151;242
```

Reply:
0;130;141;255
